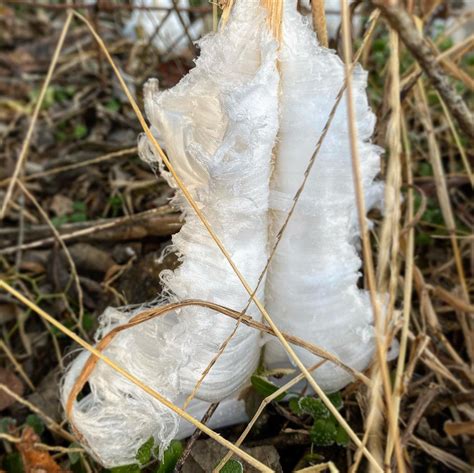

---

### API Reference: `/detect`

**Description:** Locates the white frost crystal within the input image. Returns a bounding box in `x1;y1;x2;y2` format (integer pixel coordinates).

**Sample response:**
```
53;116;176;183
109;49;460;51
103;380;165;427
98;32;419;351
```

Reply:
62;0;383;466
264;0;383;393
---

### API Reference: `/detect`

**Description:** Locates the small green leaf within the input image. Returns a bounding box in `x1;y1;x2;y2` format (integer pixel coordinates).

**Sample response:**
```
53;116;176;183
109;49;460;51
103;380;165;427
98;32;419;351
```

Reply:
250;375;286;401
418;162;433;177
105;98;121;112
51;215;69;228
136;436;154;465
0;417;16;433
299;396;330;419
156;440;183;473
73;201;86;212
82;312;94;332
335;424;350;447
68;442;82;465
220;459;244;473
73;123;88;140
310;419;337;446
288;397;302;415
327;392;343;411
4;452;24;473
26;414;45;435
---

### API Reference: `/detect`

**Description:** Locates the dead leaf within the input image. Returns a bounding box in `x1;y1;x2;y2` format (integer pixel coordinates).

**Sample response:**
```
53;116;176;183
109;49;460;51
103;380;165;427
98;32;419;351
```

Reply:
49;195;73;217
181;439;282;473
17;426;69;473
444;420;474;437
0;367;24;411
0;303;17;325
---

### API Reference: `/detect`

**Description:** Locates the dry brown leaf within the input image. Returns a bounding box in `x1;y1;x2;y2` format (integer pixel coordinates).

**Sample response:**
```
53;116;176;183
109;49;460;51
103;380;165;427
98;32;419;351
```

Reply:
17;426;69;473
0;367;24;410
49;195;74;217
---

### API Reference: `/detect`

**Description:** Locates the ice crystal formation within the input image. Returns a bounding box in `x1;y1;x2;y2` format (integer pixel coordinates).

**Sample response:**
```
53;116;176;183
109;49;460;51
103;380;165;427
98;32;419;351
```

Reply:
62;0;383;466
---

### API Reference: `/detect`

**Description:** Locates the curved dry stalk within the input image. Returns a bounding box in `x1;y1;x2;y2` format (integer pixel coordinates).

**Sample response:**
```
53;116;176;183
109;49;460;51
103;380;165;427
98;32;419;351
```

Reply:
384;112;415;466
436;93;473;187
17;181;87;339
71;11;382;469
64;299;369;416
214;361;326;472
0;12;73;220
339;1;404;471
349;370;383;473
0;340;35;391
0;280;272;473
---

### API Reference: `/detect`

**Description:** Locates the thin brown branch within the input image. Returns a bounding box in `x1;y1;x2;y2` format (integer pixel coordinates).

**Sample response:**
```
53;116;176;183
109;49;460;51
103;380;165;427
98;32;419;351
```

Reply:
0;13;73;220
372;0;473;138
0;206;180;255
3;0;211;13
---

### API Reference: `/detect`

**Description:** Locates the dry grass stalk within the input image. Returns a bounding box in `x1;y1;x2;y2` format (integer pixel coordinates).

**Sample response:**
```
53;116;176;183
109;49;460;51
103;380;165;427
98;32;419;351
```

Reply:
339;0;404;470
0;384;75;443
311;0;328;47
0;340;35;391
0;280;272;472
414;82;473;362
349;371;382;473
260;0;283;39
295;463;339;473
0;12;73;220
372;0;473;138
384;113;415;466
376;27;402;324
369;26;403;471
436;92;473;186
0;432;84;455
409;436;472;472
17;181;87;338
0;148;138;188
214;361;327;472
64;299;370;422
444;420;474;436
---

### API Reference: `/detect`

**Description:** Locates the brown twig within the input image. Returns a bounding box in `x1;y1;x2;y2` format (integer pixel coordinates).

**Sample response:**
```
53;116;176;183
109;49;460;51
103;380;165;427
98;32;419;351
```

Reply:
340;0;405;471
0;206;179;255
372;0;473;138
174;402;219;472
0;13;73;220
